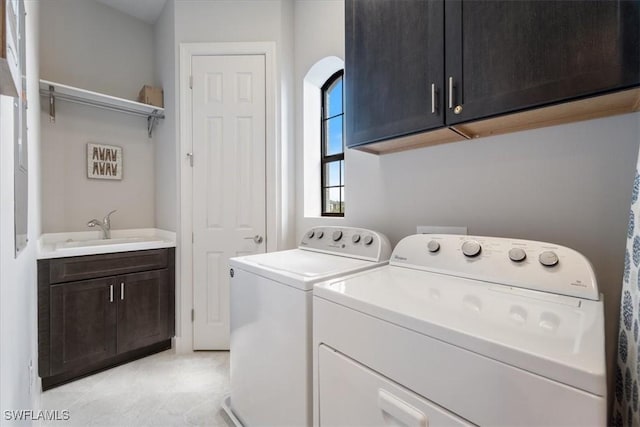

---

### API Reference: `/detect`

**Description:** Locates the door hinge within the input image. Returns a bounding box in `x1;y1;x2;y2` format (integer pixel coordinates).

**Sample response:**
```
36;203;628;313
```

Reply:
189;75;193;89
191;309;194;322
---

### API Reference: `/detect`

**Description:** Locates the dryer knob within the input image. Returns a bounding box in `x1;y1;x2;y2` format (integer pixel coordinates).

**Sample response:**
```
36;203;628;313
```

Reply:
306;230;315;239
461;240;482;257
508;248;527;262
427;240;440;253
352;234;361;244
363;235;374;246
317;231;324;239
539;251;559;267
332;231;343;241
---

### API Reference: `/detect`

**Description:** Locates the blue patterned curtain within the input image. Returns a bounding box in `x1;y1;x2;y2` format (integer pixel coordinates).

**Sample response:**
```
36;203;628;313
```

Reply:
614;170;640;426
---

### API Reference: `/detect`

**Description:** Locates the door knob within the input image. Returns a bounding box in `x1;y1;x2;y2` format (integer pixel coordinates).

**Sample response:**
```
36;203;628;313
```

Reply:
244;235;264;244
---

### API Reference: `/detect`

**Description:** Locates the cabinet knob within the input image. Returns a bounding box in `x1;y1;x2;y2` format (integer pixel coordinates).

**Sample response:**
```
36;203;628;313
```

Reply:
454;105;463;114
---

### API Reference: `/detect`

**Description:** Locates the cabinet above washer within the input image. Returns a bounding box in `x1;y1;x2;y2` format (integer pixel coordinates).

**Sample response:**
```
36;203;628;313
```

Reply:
345;0;640;154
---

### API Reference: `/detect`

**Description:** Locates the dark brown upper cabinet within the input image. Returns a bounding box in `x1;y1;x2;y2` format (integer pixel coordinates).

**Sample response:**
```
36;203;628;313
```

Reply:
345;0;446;149
445;0;640;125
345;0;640;154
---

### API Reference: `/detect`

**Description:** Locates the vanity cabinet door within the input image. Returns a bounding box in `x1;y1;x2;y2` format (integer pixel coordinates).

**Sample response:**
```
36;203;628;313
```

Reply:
49;278;117;375
116;269;170;354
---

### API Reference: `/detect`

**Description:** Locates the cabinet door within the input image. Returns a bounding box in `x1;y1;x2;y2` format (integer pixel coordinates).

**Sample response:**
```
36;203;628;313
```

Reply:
445;0;640;125
50;278;117;375
116;269;170;353
345;0;444;148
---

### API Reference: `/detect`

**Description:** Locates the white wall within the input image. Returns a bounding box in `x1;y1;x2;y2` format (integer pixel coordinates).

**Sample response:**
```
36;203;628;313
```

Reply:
1;0;41;421
39;0;154;100
293;0;640;405
153;0;177;232
294;0;388;236
39;0;156;233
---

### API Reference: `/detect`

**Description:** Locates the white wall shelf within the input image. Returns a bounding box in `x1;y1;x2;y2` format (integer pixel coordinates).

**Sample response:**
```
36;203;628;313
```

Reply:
39;79;165;137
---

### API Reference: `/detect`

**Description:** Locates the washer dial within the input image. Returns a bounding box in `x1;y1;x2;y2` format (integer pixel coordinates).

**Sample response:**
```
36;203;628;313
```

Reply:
363;235;374;246
508;248;527;262
332;231;343;242
306;230;315;239
317;231;324;239
352;234;361;244
427;240;440;253
539;251;559;267
461;240;482;257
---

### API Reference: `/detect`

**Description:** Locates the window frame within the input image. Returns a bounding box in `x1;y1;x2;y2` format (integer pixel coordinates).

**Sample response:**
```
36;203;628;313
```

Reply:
320;69;345;217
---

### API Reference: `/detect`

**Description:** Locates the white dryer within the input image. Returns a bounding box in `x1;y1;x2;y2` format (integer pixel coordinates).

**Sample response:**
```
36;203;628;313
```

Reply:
225;226;391;427
313;234;606;427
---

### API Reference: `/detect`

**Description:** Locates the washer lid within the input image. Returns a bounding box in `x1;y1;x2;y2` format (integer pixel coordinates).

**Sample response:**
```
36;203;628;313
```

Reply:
314;265;606;397
229;249;385;291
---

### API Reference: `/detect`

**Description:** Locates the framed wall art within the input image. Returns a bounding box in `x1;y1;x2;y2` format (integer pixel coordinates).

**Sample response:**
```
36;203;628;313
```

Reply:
87;142;122;180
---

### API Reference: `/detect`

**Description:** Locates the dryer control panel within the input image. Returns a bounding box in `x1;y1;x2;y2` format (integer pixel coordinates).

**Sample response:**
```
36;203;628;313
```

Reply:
391;234;599;300
299;227;391;262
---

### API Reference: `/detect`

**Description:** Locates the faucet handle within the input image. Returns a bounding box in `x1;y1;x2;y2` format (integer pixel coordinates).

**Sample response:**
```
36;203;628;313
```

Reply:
103;210;117;226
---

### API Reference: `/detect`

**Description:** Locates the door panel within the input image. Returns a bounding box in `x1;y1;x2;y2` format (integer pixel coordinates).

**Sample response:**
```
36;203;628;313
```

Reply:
192;55;267;349
345;0;444;147
116;270;170;353
50;278;117;375
445;0;640;124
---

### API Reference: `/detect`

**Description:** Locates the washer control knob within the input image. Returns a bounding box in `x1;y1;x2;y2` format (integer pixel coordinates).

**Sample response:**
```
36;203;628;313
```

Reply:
539;251;559;267
317;231;324;239
508;248;527;262
363;235;374;246
332;230;343;241
306;230;315;239
352;234;361;244
461;240;482;257
427;240;440;253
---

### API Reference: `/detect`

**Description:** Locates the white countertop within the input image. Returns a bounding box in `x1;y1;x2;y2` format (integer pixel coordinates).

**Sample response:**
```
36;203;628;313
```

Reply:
38;228;176;259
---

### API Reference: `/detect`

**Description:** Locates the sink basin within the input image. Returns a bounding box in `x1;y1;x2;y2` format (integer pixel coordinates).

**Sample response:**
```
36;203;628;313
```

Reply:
55;236;160;250
38;228;176;260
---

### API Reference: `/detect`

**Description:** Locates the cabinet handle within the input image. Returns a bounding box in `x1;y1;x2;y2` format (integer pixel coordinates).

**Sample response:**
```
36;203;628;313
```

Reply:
109;284;113;303
431;83;436;114
120;282;125;300
448;76;454;109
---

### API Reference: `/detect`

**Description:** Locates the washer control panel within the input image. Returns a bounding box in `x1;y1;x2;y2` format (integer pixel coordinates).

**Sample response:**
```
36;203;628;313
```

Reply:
391;234;598;300
299;226;392;262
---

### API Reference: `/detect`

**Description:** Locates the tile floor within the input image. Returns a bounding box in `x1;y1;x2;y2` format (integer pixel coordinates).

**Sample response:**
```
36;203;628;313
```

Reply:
39;350;230;427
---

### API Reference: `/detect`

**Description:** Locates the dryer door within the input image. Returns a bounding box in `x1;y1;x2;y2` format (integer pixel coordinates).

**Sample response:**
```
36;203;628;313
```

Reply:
318;345;474;426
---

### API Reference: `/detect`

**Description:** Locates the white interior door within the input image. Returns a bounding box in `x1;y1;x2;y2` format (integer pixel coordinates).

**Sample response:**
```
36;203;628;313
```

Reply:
191;55;267;350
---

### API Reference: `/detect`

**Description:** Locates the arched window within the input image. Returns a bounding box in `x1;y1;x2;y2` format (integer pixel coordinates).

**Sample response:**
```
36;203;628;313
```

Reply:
320;70;344;216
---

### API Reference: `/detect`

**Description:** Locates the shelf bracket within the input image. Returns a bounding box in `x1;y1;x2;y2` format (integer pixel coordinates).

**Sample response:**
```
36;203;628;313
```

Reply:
48;85;55;123
147;110;159;138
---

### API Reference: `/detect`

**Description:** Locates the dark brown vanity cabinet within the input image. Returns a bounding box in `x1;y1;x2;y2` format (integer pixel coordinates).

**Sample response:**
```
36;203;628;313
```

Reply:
345;0;640;153
39;248;175;389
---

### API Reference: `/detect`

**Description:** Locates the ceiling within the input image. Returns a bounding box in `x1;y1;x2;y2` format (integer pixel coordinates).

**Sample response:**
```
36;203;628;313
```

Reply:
95;0;168;24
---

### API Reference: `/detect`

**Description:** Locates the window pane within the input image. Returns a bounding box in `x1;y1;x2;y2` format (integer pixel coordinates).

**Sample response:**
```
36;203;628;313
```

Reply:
324;116;343;156
324;187;343;214
324;161;341;187
324;77;343;118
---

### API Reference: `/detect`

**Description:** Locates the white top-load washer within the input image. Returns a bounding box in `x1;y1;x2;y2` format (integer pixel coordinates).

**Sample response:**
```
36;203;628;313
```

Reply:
313;234;606;427
225;226;391;427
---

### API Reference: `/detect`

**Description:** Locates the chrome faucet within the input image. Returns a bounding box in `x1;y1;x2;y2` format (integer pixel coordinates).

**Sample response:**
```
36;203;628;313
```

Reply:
87;210;117;239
